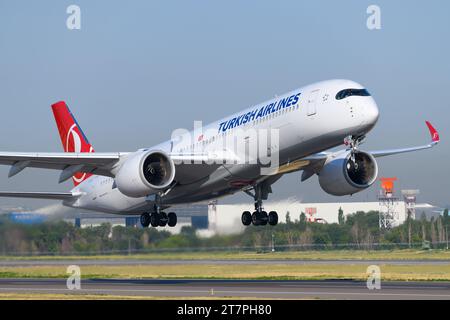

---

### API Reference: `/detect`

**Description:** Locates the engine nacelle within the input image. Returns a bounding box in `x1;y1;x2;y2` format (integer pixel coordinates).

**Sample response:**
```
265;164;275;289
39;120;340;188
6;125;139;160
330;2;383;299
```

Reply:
115;150;175;198
318;150;378;196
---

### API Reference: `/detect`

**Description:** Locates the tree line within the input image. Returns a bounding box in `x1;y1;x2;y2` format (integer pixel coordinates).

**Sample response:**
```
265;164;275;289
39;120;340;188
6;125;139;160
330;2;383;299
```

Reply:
0;209;448;255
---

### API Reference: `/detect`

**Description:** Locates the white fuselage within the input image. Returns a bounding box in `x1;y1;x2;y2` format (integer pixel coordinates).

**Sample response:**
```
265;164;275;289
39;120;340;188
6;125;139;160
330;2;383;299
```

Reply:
65;79;379;215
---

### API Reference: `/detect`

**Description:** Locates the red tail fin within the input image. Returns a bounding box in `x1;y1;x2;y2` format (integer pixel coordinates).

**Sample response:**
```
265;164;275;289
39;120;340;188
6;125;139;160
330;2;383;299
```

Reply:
51;101;94;186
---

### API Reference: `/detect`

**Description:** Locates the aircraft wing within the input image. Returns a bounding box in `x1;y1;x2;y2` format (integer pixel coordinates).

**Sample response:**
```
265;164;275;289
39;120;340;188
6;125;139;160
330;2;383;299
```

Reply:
294;121;440;181
0;152;126;182
0;191;79;200
301;121;439;161
369;121;439;158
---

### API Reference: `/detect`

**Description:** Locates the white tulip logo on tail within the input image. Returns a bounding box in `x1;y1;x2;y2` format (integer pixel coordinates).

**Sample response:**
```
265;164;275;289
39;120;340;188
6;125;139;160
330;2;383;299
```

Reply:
66;124;82;153
65;123;91;184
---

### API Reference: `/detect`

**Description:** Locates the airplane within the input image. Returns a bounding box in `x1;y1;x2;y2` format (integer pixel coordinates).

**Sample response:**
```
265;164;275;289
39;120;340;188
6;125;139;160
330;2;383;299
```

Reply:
0;79;440;228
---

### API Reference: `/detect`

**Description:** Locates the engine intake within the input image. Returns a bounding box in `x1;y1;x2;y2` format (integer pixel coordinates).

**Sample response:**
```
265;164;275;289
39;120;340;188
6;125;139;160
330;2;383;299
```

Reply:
318;151;378;196
142;152;173;186
115;150;175;198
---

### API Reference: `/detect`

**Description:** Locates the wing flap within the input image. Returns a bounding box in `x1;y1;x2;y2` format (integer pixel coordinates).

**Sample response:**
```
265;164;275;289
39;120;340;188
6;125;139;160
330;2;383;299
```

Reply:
0;152;123;166
0;152;126;178
0;191;79;200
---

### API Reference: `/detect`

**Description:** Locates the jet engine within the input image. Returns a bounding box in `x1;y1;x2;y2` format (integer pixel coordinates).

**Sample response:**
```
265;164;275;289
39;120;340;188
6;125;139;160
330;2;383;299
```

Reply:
318;150;378;196
115;150;175;198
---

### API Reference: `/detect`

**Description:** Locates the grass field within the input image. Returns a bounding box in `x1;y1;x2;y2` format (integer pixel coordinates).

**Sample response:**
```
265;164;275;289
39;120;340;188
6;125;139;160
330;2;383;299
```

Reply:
1;263;450;281
0;293;245;300
1;249;450;261
1;249;449;282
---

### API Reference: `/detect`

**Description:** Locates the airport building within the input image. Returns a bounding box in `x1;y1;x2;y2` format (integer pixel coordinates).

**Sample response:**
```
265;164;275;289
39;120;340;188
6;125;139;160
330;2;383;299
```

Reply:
0;197;443;236
201;200;442;236
62;204;209;234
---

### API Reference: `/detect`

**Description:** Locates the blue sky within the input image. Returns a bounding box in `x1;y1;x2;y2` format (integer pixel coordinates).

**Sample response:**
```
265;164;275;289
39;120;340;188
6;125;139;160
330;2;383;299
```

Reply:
0;1;449;209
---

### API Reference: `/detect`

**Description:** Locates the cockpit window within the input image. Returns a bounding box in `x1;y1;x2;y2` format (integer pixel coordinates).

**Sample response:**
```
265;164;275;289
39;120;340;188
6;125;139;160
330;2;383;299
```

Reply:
335;88;371;100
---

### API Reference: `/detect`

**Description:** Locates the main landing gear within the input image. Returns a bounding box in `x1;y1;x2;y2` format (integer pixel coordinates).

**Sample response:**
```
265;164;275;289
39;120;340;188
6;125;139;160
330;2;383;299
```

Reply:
241;209;278;227
140;204;177;228
241;182;278;227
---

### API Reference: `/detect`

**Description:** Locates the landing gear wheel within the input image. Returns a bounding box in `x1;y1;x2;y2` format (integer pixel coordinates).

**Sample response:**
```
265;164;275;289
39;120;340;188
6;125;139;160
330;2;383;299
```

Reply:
159;212;168;227
241;211;252;226
140;213;151;228
260;211;268;226
252;211;268;226
252;211;259;226
150;213;159;227
268;211;278;226
168;212;177;227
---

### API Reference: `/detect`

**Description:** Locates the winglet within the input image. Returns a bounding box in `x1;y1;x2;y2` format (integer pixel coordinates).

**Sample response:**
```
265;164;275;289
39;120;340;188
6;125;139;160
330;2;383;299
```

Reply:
425;121;440;144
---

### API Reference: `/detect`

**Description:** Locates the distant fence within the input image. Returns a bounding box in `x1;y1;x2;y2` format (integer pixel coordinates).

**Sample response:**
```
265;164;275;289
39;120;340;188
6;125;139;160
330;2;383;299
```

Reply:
0;241;448;256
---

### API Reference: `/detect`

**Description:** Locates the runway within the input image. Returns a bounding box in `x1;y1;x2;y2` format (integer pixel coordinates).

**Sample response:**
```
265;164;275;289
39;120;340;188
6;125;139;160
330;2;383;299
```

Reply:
1;258;449;299
1;259;449;266
0;278;449;299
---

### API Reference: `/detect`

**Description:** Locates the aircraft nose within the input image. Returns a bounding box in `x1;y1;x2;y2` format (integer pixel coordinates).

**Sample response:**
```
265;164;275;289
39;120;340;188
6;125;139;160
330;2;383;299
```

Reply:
365;99;379;125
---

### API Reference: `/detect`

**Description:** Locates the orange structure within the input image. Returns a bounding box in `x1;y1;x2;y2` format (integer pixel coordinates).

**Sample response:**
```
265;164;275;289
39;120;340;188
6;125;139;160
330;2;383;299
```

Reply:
380;177;397;197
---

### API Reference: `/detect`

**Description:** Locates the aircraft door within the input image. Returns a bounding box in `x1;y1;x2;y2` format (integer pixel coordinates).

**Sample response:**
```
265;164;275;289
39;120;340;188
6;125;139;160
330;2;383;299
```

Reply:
307;89;320;116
